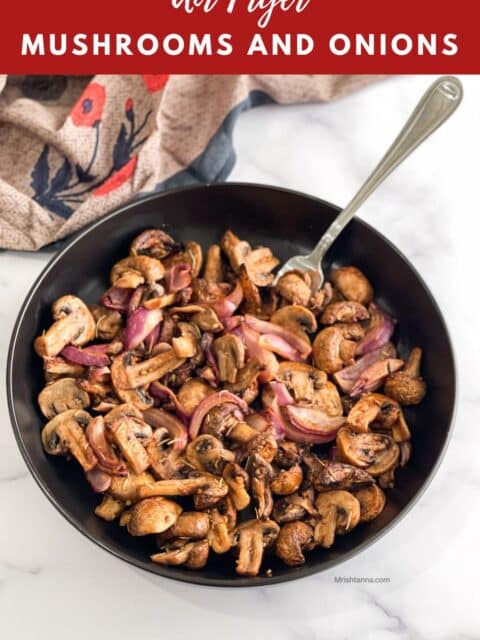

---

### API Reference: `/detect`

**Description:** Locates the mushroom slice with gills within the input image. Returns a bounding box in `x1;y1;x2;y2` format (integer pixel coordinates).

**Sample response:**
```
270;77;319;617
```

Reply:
313;491;361;548
272;491;317;524
271;463;303;496
384;347;427;405
245;431;278;463
104;402;143;425
330;266;374;305
193;473;230;510
238;265;262;315
156;511;210;545
176;379;214;417
276;271;311;306
220;230;251;272
304;456;374;492
347;393;400;433
203;244;224;282
232;519;280;577
38;378;90;419
86;416;127;476
276;362;327;404
110;353;154;410
222;462;250;510
354;484;386;523
336;427;400;476
89;304;122;341
110;417;150;475
151;539;209;569
192;306;224;333
378;467;396;489
213;334;245;383
312;325;362;375
137;473;226;501
163;241;203;278
130;229;181;260
274;440;303;469
243;246;280;287
172;322;200;359
246;453;274;518
123;348;186;389
311;381;343;417
108;470;154;503
225;358;263;396
320;300;370;325
207;507;232;554
275;521;314;567
189;390;248;439
271;305;317;344
185;435;235;474
144;430;183;480
127;497;182;536
34;295;96;357
95;495;125;521
111;255;164;289
41;409;97;471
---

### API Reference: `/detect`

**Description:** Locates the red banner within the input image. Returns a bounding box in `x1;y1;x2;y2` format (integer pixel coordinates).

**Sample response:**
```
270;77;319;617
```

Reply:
1;0;477;73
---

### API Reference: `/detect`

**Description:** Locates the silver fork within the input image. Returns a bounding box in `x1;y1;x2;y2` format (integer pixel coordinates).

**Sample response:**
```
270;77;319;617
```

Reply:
274;76;463;286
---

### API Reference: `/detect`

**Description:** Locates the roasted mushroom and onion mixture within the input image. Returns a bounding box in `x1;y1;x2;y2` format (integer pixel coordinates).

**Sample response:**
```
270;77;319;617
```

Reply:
34;229;426;577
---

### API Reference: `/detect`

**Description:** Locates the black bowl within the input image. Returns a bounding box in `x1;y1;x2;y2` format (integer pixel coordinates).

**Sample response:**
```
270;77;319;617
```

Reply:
7;183;456;587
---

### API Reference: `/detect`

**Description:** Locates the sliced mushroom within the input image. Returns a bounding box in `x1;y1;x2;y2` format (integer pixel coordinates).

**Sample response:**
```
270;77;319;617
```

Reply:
127;497;182;536
34;296;96;357
193;474;230;510
246;454;274;518
111;256;164;289
226;359;263;396
122;349;185;389
213;334;245;383
276;362;327;404
275;521;314;566
384;347;427;405
272;490;317;524
311;381;343;417
232;519;280;576
354;484;386;522
203;244;224;282
156;511;210;545
89;304;122;341
207;507;232;554
320;301;370;325
304;456;374;492
43;356;85;381
271;305;317;344
390;409;411;443
347;393;400;433
130;229;180;260
104;402;144;425
95;495;124;521
38;378;90;419
164;241;203;278
192;307;224;333
330;266;373;305
110;353;154;409
41;409;95;468
276;271;311;306
110;417;150;474
172;322;200;359
312;326;357;374
336;427;400;476
271;463;303;496
222;462;250;510
177;379;214;416
217;495;237;531
313;491;360;547
221;230;251;272
185;435;235;474
109;470;155;503
86;415;127;476
274;440;302;469
238;265;262;314
151;539;209;569
245;431;278;463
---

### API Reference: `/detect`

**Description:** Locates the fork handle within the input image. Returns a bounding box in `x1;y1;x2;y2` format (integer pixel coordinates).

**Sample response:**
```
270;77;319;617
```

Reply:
306;76;463;268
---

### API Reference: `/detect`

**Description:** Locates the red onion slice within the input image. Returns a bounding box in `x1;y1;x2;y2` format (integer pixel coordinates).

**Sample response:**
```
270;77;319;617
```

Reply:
284;405;345;439
85;467;112;493
165;263;192;292
149;381;191;422
100;286;133;313
123;308;163;350
86;416;127;476
210;280;243;318
349;357;404;396
61;344;110;367
189;390;248;438
238;324;279;381
223;315;243;331
244;314;311;358
355;303;395;356
258;334;303;362
334;343;397;394
142;408;188;451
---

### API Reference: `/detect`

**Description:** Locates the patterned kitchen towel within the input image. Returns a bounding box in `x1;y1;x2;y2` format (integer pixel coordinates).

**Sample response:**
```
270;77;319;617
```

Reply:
0;74;380;251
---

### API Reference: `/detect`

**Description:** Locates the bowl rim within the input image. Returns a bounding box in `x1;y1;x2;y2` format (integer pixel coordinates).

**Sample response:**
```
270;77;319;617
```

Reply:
6;182;458;587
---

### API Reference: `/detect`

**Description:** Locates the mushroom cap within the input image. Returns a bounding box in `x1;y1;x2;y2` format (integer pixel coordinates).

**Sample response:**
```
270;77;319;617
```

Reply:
320;301;370;325
312;326;345;374
271;463;303;496
151;539;209;569
346;393;400;433
354;484;386;522
331;266;373;305
336;427;400;476
276;362;327;404
128;497;182;536
111;255;165;288
213;334;245;383
156;511;210;544
172;322;200;359
315;490;361;535
275;521;314;566
130;229;180;260
271;305;318;342
384;371;427;405
38;378;90;419
177;379;215;416
276;272;311;306
185;435;235;474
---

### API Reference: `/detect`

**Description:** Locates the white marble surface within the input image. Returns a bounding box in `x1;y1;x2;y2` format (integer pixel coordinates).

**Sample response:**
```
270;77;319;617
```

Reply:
1;75;479;639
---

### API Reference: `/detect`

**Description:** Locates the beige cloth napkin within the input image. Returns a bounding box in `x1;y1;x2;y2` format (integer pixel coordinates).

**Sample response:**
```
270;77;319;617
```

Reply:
0;74;380;251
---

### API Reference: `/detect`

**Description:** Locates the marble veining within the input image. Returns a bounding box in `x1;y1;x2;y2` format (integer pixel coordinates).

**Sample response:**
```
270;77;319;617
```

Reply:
1;75;479;639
